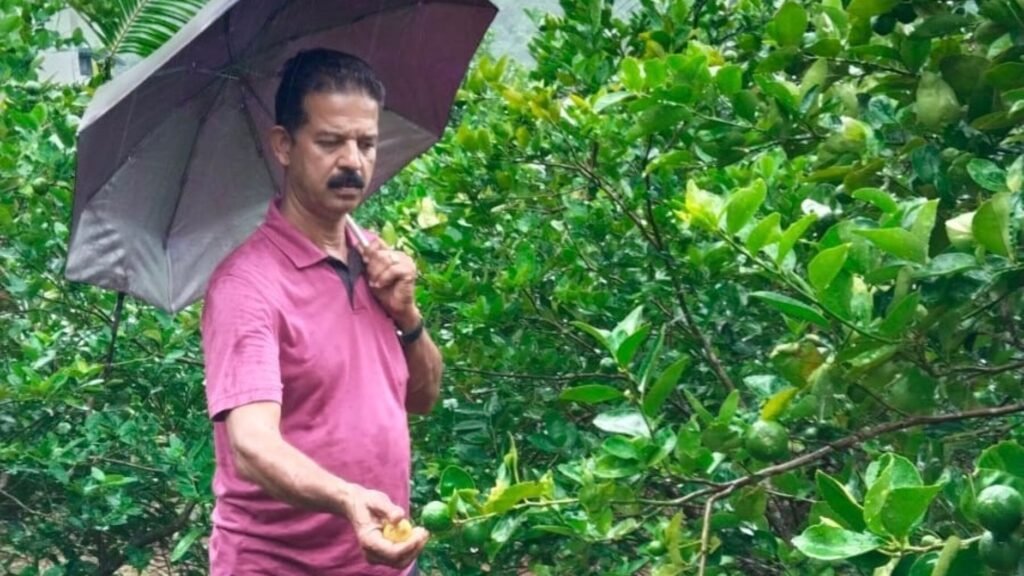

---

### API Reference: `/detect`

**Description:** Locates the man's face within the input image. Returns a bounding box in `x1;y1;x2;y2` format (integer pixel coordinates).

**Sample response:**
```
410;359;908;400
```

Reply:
276;90;380;217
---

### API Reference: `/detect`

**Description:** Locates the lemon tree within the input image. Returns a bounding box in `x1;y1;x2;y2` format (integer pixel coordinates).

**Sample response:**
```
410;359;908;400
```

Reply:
3;0;1024;574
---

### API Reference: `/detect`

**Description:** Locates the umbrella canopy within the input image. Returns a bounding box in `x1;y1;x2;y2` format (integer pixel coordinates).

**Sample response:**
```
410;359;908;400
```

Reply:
66;0;497;313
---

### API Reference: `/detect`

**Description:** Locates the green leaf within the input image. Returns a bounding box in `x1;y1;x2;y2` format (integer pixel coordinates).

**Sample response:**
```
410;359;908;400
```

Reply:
746;212;783;253
560;384;626;404
846;0;900;18
490;514;524;545
593;454;645;478
984;62;1024;91
972;193;1014;258
646;427;677;467
901;37;931;72
777;214;818;263
911;199;939;243
614;305;645;338
773;2;808;47
864;455;924;534
170;527;203;562
643;58;668;89
684;390;715;424
879;292;920;335
976;441;1024;478
733;486;769;521
1008;155;1023;193
761;387;800;421
666;512;685;565
602;436;639;460
643;357;690;417
616;325;650;367
808;244;850;292
717;390;740;424
484;479;554;514
571;321;612;351
726;179;767;233
967;159;1008;193
854;228;928;263
639;327;666;391
910;14;973;39
593;91;632;113
80;0;206;58
716;65;743;96
880;485;943;538
816;471;867;531
683;180;724;231
439;466;476;497
852;187;899;213
792;523;884;560
750;291;830;328
621;57;644;91
0;14;21;37
864;463;895;534
594;408;650;438
913;253;978;279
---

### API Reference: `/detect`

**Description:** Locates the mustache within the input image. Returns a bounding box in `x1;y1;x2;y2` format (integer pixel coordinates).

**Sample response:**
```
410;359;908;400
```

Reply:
326;170;366;190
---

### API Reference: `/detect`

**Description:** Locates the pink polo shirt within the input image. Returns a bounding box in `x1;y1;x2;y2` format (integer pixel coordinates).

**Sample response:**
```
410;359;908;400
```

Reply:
201;200;411;575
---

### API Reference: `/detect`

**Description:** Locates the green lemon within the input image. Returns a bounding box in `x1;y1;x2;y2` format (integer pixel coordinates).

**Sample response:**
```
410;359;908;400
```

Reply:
419;501;453;532
745;420;790;462
977;485;1024;536
462;519;492;547
872;13;897;36
641;539;667;556
979;531;1022;573
893;3;916;23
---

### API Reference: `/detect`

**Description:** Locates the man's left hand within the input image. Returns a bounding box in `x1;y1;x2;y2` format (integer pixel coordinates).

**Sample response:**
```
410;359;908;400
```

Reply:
357;237;420;328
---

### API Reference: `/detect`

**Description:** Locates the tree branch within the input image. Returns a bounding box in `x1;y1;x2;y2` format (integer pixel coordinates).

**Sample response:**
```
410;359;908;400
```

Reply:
98;502;197;576
669;401;1024;509
447;366;628;383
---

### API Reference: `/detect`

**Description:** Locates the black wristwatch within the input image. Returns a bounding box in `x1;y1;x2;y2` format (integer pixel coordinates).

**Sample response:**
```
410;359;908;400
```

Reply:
396;318;424;345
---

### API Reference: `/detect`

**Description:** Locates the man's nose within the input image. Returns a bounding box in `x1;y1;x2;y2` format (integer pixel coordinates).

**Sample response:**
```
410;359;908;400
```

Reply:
335;140;361;170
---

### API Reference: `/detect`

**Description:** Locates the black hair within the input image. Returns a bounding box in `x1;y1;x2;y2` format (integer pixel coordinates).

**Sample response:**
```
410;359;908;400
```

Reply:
274;49;385;134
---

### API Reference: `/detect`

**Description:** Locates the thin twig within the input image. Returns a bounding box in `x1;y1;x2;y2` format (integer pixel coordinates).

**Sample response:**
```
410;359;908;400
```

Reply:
0;487;44;516
698;486;736;575
849;381;911;417
102;292;126;379
944;361;1024;377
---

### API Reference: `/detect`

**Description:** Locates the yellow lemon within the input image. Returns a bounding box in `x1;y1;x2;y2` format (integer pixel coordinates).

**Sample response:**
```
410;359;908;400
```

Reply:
382;519;413;543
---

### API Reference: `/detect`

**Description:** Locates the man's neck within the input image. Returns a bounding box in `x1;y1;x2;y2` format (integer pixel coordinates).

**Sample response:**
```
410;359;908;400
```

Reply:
279;191;349;262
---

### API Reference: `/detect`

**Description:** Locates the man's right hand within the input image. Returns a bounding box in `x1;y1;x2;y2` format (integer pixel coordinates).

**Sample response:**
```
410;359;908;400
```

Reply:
339;482;430;568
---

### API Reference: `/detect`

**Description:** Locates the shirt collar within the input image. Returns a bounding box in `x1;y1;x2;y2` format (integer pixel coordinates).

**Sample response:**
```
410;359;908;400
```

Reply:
260;198;356;270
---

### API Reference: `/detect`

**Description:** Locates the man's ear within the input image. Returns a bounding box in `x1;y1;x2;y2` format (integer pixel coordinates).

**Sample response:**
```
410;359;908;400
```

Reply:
269;125;292;167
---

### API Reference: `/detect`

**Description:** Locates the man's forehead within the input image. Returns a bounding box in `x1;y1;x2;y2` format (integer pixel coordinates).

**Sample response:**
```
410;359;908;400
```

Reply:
303;92;379;134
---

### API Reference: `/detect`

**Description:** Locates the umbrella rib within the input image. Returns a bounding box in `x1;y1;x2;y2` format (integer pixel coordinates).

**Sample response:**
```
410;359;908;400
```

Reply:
161;12;237;308
237;80;279;197
160;76;229;287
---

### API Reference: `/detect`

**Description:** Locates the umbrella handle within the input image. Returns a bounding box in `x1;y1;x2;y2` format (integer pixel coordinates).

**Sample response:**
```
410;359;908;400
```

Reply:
345;213;371;249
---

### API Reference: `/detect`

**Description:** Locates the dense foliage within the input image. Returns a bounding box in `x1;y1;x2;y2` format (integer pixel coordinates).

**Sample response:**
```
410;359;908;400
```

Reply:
2;0;1024;574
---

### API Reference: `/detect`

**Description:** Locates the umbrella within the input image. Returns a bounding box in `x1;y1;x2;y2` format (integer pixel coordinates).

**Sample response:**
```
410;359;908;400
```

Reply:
66;0;497;313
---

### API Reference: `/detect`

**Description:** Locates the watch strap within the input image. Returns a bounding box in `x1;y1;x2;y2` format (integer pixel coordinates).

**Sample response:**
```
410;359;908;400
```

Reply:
397;318;424;345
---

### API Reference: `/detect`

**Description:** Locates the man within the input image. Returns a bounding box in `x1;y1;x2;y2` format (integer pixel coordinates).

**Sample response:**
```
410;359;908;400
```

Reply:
201;48;443;575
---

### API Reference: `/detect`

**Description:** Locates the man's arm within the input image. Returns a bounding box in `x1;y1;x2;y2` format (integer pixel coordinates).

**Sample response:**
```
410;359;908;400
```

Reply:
226;401;428;567
357;237;444;414
395;313;443;414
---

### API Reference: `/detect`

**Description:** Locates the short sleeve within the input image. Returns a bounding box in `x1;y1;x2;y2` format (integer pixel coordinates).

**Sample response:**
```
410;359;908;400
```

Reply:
201;273;282;421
